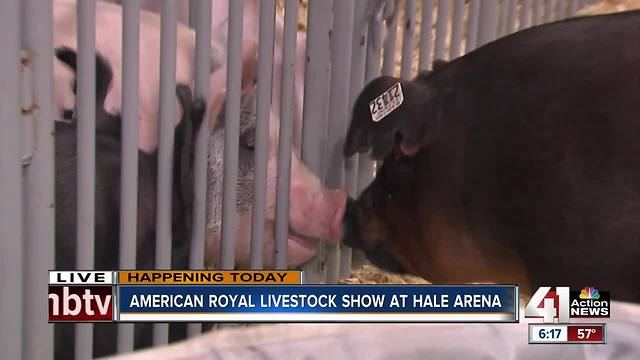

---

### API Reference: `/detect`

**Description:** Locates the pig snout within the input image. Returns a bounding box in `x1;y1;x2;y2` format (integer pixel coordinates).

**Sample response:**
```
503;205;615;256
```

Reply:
340;193;383;253
341;196;408;274
341;197;360;249
289;183;347;245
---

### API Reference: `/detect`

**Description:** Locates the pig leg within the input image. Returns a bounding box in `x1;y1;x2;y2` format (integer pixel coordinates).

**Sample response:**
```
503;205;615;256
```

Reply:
170;85;207;344
131;85;208;350
174;84;206;242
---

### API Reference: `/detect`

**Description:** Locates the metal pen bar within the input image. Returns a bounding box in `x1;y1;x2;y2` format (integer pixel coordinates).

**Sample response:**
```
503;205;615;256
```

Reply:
326;0;356;283
189;0;198;28
153;0;177;346
274;0;299;270
497;1;507;37
75;1;96;267
579;0;593;13
365;18;382;89
21;0;55;357
568;0;579;17
520;0;531;29
418;0;434;71
20;55;34;168
381;0;399;76
505;0;517;35
400;0;416;79
155;0;178;271
544;0;552;23
75;1;96;266
359;2;383;198
466;0;481;52
344;149;359;200
250;0;276;270
555;1;564;22
553;0;565;20
118;0;140;353
476;0;499;48
358;6;380;200
434;0;448;62
532;0;540;26
345;0;370;198
219;0;245;270
0;1;23;358
75;1;97;358
357;12;381;202
348;0;372;270
449;0;465;59
189;0;212;270
302;0;334;284
187;0;212;338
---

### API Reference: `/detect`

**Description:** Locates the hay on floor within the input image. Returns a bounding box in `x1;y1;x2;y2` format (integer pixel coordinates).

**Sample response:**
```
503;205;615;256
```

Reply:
338;265;431;284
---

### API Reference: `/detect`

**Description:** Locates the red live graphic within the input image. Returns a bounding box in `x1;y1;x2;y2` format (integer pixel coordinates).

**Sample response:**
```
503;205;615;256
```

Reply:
48;286;113;321
567;325;604;342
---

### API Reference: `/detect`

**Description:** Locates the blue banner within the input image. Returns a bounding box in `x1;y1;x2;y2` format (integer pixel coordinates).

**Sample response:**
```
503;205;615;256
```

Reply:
116;284;518;322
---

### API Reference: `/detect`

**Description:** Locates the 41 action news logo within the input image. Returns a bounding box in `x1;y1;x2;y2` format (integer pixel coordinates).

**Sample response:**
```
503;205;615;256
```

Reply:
524;286;610;323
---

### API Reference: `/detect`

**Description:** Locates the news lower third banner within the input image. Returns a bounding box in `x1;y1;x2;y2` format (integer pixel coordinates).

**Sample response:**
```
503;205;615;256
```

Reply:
48;271;519;323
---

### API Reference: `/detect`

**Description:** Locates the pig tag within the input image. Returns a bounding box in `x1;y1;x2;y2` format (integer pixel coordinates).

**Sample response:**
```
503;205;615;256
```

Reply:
369;82;404;122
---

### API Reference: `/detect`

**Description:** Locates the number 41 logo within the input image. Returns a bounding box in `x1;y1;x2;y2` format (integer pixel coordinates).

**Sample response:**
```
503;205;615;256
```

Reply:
524;287;570;324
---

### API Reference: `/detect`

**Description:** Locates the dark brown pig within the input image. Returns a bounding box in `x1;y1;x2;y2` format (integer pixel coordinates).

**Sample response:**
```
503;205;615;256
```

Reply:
343;11;640;302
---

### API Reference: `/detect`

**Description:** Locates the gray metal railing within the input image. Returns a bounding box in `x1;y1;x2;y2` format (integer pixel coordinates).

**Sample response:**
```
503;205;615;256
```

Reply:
220;0;245;271
118;0;141;351
0;0;603;358
301;0;334;284
250;0;276;271
327;0;356;283
0;1;24;359
21;0;57;358
274;0;299;270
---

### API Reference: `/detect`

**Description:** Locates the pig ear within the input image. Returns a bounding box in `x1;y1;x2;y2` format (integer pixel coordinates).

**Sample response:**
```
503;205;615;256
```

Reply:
432;59;449;71
206;67;228;133
209;20;257;94
55;46;113;110
206;40;258;132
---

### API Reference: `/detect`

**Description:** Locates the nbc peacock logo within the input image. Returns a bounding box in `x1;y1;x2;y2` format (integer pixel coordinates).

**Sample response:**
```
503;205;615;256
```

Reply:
579;287;600;300
571;287;610;318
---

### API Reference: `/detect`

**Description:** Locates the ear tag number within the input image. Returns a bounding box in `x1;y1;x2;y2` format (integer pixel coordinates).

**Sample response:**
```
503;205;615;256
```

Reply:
369;82;404;122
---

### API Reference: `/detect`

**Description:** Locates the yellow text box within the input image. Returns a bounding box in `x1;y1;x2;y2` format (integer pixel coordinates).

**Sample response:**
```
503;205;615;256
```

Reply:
118;271;302;285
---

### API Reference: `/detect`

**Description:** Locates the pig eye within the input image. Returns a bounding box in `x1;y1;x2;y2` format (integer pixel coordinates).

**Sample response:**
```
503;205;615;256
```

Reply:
384;177;399;196
380;157;414;197
380;168;400;196
62;108;75;120
241;135;255;152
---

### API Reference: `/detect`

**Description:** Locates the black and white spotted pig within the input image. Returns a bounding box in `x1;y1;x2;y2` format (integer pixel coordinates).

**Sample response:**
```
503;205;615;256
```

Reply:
53;47;209;359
